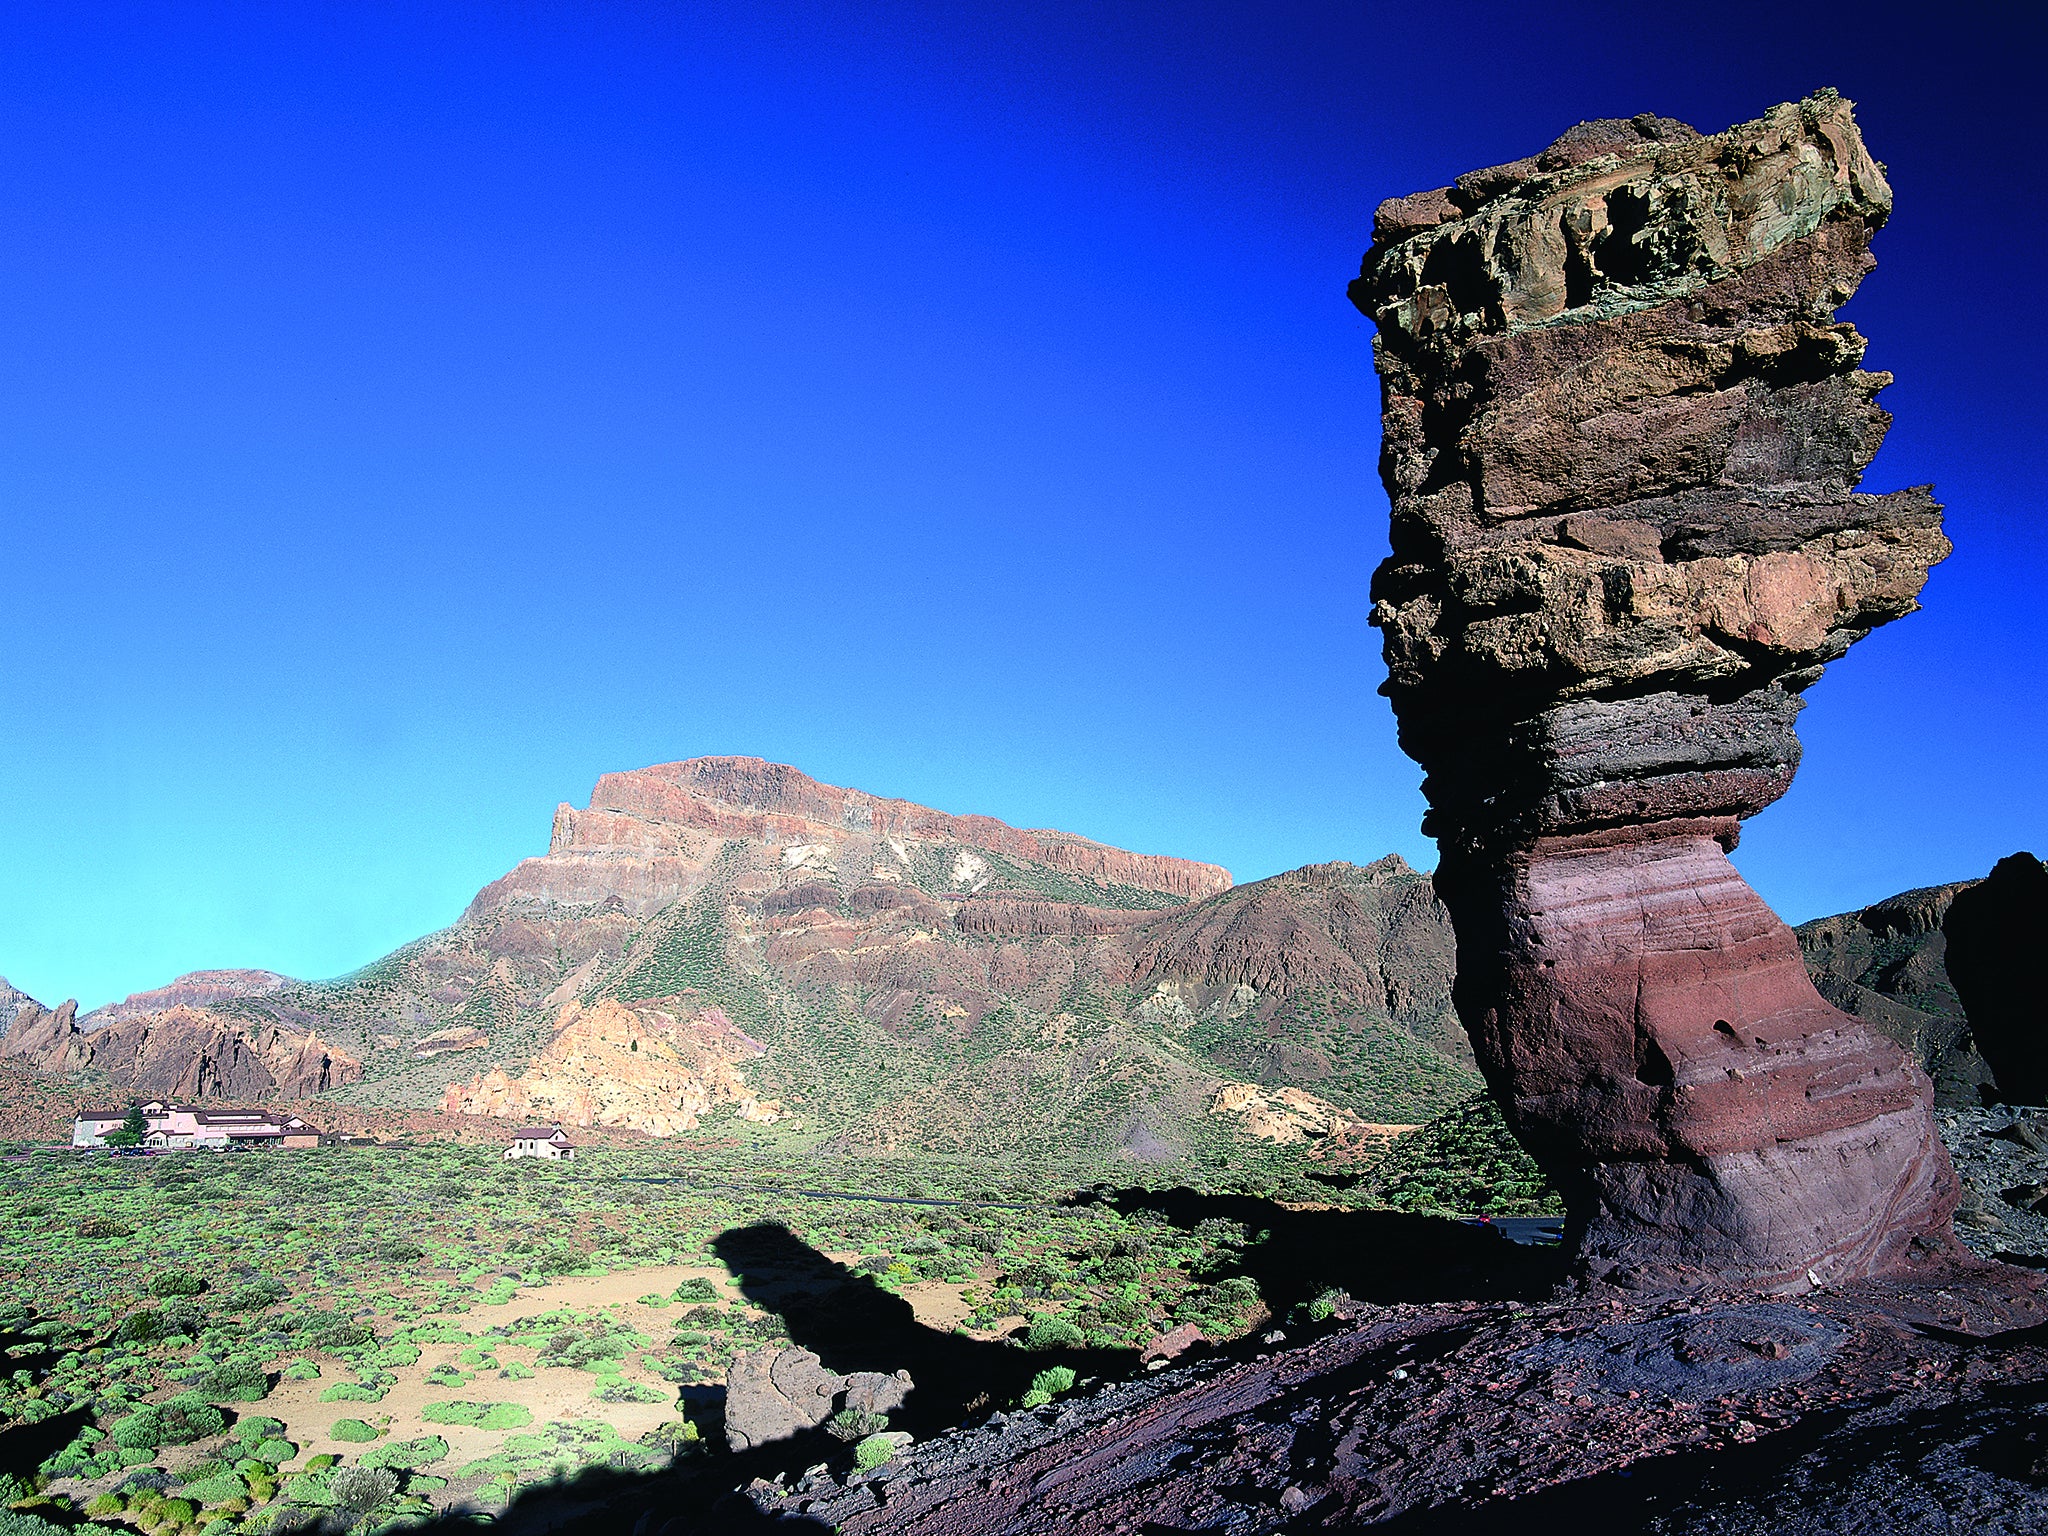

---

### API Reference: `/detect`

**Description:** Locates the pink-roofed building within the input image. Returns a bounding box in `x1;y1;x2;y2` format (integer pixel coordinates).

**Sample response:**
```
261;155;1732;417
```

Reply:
72;1101;322;1150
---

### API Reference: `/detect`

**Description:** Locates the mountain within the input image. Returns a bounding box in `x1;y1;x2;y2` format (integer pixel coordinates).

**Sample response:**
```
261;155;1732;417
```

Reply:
4;757;1479;1161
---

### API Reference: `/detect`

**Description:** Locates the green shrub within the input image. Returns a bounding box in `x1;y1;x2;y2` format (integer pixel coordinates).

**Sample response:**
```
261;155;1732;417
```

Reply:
317;1319;375;1349
827;1408;885;1443
109;1393;225;1449
1024;1317;1084;1351
592;1380;665;1404
178;1472;248;1506
304;1455;339;1473
114;1310;163;1344
1303;1287;1348;1323
420;1401;531;1430
853;1434;896;1472
318;1382;386;1403
671;1277;720;1302
358;1435;448;1471
223;1277;287;1312
250;1439;296;1465
76;1216;131;1240
201;1361;270;1402
1018;1364;1077;1408
281;1360;319;1381
150;1272;206;1298
0;1511;124;1536
328;1419;378;1444
328;1465;399;1516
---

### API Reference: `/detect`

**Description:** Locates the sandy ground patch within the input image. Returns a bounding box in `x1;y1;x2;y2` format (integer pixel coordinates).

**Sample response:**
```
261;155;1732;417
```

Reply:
460;1264;734;1327
899;1280;974;1332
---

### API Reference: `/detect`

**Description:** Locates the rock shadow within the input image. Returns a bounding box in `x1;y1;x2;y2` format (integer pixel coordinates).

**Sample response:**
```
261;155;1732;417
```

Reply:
709;1221;1135;1437
1069;1187;1567;1316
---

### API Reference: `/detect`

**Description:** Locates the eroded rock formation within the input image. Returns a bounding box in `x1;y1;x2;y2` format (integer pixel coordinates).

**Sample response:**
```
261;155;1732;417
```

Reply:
1351;92;1962;1288
0;998;359;1100
441;996;783;1136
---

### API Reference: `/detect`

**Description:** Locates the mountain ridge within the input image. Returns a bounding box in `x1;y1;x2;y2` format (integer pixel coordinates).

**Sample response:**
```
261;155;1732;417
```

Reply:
1;758;1474;1163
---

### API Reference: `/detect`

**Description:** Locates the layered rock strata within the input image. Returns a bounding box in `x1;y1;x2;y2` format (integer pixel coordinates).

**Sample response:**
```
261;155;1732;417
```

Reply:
1351;92;1961;1287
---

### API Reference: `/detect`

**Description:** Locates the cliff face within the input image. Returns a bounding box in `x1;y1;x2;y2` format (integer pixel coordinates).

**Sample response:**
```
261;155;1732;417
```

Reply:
1797;881;1992;1106
81;969;287;1028
1352;92;1961;1288
0;978;43;1041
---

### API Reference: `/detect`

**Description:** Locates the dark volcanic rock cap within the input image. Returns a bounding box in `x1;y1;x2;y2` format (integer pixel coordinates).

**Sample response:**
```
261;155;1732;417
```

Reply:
1351;90;1948;857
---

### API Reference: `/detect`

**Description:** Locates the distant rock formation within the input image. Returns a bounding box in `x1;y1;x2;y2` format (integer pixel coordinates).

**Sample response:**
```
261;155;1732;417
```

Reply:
442;996;782;1136
482;756;1231;918
1351;92;1961;1288
0;998;358;1100
8;757;1477;1157
1944;853;2048;1105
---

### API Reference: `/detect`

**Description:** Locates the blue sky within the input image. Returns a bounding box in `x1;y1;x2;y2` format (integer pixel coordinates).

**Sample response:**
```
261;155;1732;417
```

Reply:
3;0;2041;1010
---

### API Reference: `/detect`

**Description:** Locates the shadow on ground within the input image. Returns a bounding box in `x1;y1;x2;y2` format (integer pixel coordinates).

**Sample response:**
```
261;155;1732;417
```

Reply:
383;1200;1559;1535
1069;1186;1568;1315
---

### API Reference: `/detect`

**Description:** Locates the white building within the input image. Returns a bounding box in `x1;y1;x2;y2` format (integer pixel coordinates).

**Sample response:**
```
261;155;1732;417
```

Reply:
503;1125;577;1160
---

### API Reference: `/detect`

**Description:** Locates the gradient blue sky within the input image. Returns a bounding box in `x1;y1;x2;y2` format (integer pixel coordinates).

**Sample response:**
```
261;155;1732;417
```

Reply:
3;1;2042;1011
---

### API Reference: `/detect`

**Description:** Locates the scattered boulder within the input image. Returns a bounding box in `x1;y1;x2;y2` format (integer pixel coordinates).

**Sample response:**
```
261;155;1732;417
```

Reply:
725;1347;845;1451
841;1370;912;1418
723;1348;915;1452
1139;1324;1205;1364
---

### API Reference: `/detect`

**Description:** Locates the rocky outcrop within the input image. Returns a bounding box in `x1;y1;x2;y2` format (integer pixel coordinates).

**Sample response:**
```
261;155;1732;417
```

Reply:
442;996;781;1135
1797;880;1992;1106
758;1281;2048;1536
0;1000;359;1099
1944;853;2048;1105
0;999;85;1073
1352;93;1961;1288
